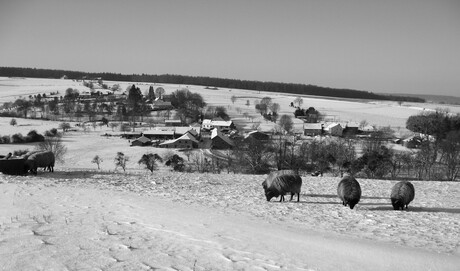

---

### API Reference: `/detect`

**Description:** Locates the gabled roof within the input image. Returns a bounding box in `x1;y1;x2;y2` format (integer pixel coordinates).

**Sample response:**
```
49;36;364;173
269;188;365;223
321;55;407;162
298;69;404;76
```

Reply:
202;119;233;127
244;130;270;139
174;126;200;135
325;123;342;130
304;123;323;130
361;125;375;132
165;119;181;123
134;135;151;143
159;132;199;146
211;128;235;146
346;122;360;128
143;130;175;136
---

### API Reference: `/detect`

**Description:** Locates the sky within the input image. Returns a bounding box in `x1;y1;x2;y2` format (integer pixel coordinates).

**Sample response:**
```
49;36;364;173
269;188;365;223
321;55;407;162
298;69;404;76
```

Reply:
1;0;459;96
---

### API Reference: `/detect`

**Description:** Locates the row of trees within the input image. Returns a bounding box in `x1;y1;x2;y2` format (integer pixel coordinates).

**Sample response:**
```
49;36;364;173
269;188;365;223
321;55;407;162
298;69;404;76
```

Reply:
0;67;425;102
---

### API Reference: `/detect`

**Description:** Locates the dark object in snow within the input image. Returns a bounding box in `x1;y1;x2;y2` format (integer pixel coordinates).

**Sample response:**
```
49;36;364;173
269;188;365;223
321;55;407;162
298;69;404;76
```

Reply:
0;157;27;175
262;170;302;202
390;181;415;210
25;151;55;175
337;174;361;209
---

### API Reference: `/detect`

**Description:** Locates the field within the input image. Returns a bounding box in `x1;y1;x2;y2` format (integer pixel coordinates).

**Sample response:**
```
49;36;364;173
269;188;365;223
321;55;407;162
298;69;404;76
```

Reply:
0;77;460;270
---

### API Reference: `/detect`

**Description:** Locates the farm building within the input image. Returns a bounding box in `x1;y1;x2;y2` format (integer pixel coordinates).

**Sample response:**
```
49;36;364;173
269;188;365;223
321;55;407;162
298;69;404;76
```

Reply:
143;130;175;140
324;123;343;137
361;125;375;134
174;126;201;138
202;119;235;132
211;128;234;149
131;135;152;147
402;135;423;148
304;123;323;136
343;122;360;136
159;132;199;149
165;119;182;126
244;131;270;141
151;100;173;111
121;132;142;139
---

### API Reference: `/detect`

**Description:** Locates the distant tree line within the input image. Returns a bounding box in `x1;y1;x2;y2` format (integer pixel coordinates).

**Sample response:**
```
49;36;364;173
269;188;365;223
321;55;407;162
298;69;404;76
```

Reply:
0;67;425;103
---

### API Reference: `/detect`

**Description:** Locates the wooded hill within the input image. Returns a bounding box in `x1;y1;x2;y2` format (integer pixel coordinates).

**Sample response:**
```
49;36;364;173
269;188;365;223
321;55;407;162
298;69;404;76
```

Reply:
0;67;424;103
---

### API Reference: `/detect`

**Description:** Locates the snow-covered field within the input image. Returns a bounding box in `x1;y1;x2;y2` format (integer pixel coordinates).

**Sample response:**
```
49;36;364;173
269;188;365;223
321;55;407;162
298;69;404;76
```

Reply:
1;77;460;270
1;167;459;270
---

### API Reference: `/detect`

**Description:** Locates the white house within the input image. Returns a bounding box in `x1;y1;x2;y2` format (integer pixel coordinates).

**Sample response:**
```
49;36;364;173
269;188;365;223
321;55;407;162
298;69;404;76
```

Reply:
325;123;343;136
202;119;235;132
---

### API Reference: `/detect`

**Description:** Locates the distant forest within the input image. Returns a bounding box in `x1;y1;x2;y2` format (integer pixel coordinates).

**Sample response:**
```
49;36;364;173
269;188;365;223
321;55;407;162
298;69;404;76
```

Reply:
0;67;425;103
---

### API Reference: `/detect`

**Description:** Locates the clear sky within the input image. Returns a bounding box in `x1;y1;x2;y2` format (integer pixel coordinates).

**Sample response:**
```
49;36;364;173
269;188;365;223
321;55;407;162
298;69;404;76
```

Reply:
1;0;459;96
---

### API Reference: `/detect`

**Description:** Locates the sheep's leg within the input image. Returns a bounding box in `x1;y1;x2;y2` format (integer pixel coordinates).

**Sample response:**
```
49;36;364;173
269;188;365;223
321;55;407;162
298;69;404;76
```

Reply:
297;193;300;202
289;193;294;201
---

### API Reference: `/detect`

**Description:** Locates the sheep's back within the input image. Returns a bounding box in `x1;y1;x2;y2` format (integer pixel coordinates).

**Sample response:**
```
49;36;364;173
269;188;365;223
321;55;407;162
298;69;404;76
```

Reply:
264;171;302;194
391;181;415;206
27;151;55;167
337;175;361;202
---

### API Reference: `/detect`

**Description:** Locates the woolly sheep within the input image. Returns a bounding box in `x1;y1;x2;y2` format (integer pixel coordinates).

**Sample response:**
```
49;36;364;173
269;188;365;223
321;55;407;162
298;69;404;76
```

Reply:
262;170;302;202
25;151;55;174
390;181;415;210
337;174;361;209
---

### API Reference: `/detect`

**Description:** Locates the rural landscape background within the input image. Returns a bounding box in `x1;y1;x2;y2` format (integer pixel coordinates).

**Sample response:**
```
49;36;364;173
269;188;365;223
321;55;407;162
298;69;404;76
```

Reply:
0;70;459;270
1;0;460;270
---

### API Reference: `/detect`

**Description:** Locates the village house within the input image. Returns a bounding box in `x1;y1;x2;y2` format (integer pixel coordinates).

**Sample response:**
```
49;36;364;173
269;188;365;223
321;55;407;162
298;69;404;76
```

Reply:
159;132;199;149
304;123;323;136
324;123;343;137
164;119;183;126
142;130;175;140
211;128;234;149
361;125;375;134
343;122;360;136
202;119;235;132
150;99;173;111
130;135;152;147
244;130;270;141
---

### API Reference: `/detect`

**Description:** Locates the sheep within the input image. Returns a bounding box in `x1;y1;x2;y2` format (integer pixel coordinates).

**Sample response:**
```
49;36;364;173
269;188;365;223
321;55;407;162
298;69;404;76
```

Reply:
25;151;55;174
262;170;302;202
390;181;415;210
337;174;361;209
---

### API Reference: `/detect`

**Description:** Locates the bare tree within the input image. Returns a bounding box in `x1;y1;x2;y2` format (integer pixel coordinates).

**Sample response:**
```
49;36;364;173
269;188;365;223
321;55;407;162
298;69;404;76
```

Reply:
92;155;103;170
294;97;303;107
37;135;67;163
114;152;129;172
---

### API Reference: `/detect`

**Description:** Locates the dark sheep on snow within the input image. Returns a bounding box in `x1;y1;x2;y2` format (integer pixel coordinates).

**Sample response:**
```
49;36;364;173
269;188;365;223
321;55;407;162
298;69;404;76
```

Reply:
262;170;302;202
25;151;55;174
390;181;415;210
337;174;361;209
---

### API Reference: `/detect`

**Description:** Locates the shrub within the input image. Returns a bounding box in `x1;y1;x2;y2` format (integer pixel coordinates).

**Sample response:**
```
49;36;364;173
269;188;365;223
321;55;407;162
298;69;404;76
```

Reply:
11;133;25;143
165;154;185;172
45;128;58;137
26;130;45;143
10;118;17;126
1;135;10;144
138;153;162;173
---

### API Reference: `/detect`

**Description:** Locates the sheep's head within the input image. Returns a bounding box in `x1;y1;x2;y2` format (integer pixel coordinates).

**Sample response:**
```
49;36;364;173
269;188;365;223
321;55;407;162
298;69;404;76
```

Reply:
391;198;404;210
264;189;279;202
